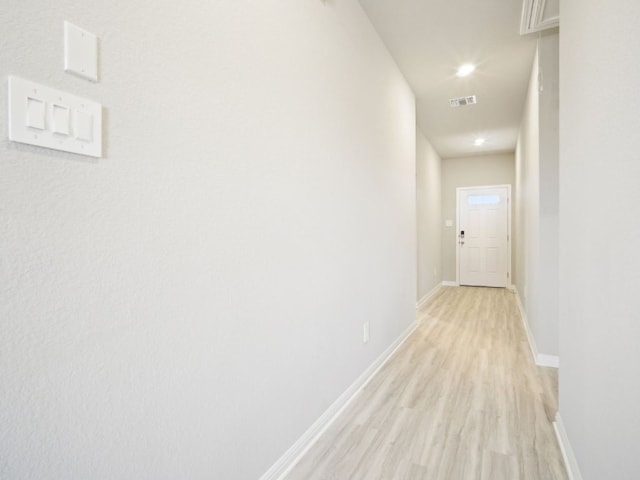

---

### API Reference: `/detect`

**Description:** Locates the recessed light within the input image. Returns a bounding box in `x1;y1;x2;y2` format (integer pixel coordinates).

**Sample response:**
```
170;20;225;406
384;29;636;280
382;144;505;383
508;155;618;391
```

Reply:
456;63;476;77
474;138;486;146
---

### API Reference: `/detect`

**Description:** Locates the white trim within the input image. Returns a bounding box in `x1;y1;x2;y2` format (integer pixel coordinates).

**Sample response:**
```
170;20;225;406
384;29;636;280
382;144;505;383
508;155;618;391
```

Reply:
456;190;460;285
259;321;418;480
553;414;584;480
513;286;538;361
441;281;458;287
537;353;559;368
520;0;559;35
455;184;512;288
507;185;512;289
512;286;559;368
416;283;442;309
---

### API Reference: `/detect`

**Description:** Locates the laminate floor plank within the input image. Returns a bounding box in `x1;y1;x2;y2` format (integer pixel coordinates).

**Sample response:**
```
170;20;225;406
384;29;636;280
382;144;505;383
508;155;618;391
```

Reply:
284;287;568;480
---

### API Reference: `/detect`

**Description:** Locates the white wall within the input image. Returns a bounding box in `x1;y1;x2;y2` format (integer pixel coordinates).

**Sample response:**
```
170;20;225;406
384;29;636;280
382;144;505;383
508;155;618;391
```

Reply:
514;32;559;359
559;0;640;478
440;153;515;282
0;2;417;478
416;131;442;300
538;32;560;360
516;48;540;350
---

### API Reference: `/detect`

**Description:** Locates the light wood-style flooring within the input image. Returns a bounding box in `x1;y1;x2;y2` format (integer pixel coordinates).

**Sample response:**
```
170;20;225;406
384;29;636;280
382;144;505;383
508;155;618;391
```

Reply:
284;286;568;480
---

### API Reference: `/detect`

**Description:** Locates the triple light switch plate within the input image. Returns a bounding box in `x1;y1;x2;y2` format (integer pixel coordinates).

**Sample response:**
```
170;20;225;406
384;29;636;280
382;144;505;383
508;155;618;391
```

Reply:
8;76;102;158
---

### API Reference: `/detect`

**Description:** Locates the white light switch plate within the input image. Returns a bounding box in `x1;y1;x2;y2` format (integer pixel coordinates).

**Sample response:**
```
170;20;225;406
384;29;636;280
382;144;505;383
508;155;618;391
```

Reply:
8;76;102;158
64;21;98;82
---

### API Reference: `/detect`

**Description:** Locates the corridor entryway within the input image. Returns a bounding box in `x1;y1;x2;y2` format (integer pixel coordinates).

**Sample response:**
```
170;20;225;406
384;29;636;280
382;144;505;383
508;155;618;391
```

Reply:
457;186;511;288
285;287;567;480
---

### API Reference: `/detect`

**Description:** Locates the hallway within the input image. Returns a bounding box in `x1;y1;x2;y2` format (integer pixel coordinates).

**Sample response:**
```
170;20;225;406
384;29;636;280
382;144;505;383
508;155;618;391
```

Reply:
285;287;567;480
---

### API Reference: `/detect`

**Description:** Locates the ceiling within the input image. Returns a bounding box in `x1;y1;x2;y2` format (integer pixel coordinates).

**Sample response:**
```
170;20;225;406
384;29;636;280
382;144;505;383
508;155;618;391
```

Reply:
359;0;540;159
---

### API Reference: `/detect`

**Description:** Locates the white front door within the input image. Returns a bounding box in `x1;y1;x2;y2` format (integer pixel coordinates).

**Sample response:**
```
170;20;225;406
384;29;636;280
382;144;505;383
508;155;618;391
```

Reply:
457;185;510;288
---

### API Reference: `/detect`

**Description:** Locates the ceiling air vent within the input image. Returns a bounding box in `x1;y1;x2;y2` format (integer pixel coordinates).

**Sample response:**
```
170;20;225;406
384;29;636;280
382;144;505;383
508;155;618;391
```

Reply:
449;95;477;108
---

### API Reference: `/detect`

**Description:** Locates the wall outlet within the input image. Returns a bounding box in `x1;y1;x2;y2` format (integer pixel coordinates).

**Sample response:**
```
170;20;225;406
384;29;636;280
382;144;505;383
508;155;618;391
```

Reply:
363;321;370;344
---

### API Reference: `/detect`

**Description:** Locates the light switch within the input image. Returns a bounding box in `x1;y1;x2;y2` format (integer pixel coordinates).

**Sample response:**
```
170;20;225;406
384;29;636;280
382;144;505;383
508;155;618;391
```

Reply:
26;97;46;129
64;21;98;81
445;220;453;227
8;76;102;158
52;104;70;135
74;111;93;141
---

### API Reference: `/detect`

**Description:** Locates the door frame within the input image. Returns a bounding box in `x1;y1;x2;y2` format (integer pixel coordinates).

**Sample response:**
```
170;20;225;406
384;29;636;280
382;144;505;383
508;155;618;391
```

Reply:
455;184;512;287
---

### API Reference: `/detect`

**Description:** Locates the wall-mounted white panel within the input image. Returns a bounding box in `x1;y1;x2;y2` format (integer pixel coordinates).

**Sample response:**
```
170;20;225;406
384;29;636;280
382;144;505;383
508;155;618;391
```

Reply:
64;21;98;81
7;76;102;158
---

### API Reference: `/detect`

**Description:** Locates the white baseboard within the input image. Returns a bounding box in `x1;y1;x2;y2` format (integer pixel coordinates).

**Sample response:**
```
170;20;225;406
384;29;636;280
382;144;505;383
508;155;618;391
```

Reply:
259;321;418;480
537;353;560;368
553;414;583;480
512;287;559;368
416;283;442;309
441;280;458;287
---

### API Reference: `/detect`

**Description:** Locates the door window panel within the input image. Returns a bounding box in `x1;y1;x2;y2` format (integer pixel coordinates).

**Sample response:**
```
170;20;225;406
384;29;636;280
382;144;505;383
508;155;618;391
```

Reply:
467;194;500;205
